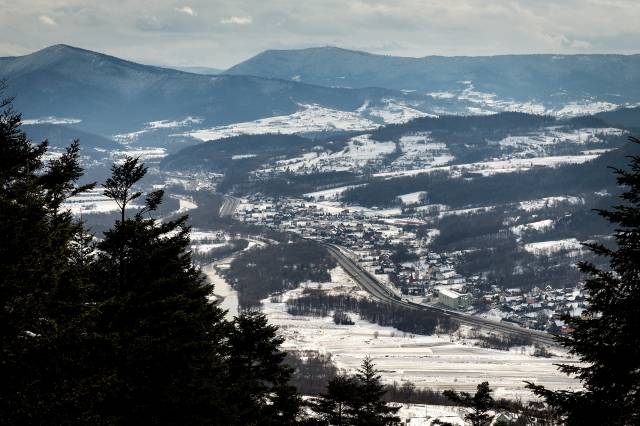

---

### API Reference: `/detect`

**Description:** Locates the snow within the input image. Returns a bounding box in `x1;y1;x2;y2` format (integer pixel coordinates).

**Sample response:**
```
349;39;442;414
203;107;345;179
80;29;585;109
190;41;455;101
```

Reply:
202;262;239;319
398;191;427;205
555;101;618;117
113;116;203;143
111;147;167;162
518;196;584;212
427;91;456;99
146;116;202;129
231;154;257;160
427;81;620;117
304;184;366;201
493;127;626;158
375;154;600;178
187;104;380;141
524;238;584;255
64;188;140;214
257;267;579;401
366;99;435;124
511;219;555;238
397;404;465;425
260;135;396;174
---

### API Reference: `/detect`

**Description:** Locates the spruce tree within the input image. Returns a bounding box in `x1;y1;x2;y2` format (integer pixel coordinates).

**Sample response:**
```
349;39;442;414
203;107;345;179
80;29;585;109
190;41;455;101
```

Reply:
92;157;229;424
526;137;640;425
354;357;400;425
0;86;98;423
226;310;303;425
444;381;495;426
312;374;361;426
312;358;400;426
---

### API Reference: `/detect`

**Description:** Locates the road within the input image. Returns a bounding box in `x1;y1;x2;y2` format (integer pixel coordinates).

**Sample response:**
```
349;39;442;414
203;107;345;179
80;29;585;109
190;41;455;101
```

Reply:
218;196;240;217
324;243;559;347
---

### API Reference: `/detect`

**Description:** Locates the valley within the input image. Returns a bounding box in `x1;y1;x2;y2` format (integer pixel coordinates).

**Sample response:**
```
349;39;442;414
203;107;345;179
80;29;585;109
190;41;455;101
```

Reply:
3;42;639;419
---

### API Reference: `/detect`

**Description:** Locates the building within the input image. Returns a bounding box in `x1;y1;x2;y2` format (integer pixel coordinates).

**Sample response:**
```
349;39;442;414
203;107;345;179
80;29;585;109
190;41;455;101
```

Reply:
439;289;473;310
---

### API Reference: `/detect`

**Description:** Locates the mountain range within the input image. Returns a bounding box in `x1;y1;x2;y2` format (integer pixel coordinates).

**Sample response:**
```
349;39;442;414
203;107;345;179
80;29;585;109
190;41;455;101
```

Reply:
227;46;640;103
2;44;640;140
0;45;402;135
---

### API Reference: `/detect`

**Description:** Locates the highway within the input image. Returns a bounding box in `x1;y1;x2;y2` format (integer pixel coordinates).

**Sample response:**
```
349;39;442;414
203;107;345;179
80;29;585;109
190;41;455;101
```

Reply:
324;243;559;347
218;196;240;217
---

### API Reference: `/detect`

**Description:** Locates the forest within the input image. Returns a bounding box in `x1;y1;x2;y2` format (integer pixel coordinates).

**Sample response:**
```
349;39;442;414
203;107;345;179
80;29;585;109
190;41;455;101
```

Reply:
285;290;458;335
224;240;337;307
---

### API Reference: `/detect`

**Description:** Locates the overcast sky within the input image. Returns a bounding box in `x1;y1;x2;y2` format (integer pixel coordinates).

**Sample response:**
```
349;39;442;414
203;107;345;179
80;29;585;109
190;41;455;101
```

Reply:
2;0;639;68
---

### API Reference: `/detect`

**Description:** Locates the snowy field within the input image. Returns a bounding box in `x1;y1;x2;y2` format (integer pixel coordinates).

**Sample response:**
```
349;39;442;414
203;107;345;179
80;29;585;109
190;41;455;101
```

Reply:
260;134;397;174
524;238;584;256
188;105;380;141
374;153;600;178
260;266;580;401
518;196;584;211
64;188;133;214
363;99;435;124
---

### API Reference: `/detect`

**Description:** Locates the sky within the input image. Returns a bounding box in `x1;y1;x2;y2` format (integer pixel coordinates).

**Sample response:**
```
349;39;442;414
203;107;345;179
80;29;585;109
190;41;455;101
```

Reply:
1;0;639;69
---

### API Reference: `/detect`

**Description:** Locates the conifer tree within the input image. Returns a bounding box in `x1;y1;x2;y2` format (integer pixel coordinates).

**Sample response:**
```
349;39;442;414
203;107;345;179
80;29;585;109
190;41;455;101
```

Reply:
312;358;400;426
0;85;97;423
444;381;495;426
313;374;361;426
226;310;303;425
354;357;400;425
526;137;640;425
92;157;229;424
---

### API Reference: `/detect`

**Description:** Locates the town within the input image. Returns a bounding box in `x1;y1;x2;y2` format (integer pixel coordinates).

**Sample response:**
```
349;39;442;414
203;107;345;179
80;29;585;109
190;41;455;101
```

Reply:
235;195;587;335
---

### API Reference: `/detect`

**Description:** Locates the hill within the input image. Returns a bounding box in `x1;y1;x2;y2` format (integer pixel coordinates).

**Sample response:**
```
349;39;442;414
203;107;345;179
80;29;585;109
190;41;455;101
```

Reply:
226;47;640;106
0;45;405;136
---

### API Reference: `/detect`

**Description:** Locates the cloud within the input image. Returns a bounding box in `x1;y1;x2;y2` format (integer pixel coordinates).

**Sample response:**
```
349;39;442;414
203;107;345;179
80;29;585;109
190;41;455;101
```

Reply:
175;6;196;16
38;15;57;26
220;16;253;25
570;39;592;50
2;1;638;68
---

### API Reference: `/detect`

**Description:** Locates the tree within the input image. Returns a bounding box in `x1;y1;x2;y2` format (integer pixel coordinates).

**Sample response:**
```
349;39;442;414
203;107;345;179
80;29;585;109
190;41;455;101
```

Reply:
92;157;230;424
312;358;400;426
226;310;303;425
526;137;640;425
444;381;495;426
312;375;361;426
0;85;98;423
355;357;400;425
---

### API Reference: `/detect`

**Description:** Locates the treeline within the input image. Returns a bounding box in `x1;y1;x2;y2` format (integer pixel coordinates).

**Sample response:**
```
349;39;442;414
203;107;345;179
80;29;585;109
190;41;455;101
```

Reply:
161;133;314;172
370;112;557;142
286;291;458;335
224;240;337;307
246;170;361;197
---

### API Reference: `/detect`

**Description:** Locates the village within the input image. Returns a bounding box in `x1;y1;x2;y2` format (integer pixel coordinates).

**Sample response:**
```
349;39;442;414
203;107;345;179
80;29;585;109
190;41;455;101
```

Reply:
234;195;587;335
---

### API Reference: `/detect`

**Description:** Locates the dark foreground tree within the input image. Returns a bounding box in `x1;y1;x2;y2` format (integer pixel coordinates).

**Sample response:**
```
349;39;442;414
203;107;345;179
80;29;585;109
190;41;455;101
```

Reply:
526;137;640;425
312;357;399;425
444;381;495;426
0;86;98;422
1;92;306;424
226;311;303;425
312;375;361;426
355;357;401;425
92;157;230;424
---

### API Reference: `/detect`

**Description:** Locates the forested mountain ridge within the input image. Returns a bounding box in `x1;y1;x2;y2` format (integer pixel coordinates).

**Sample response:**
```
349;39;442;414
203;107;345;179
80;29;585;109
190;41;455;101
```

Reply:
0;45;406;135
226;46;640;103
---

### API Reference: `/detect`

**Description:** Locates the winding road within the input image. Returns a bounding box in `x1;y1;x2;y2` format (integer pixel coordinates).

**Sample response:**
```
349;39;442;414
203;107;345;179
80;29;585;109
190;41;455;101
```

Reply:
324;243;559;347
